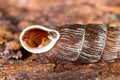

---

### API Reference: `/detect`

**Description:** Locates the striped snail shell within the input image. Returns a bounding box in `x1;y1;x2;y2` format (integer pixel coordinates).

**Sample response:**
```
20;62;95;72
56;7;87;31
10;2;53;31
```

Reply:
20;24;120;63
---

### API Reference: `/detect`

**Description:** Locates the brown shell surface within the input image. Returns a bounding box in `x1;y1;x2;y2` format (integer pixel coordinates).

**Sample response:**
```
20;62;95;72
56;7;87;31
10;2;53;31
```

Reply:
48;24;85;61
47;24;108;63
78;24;107;63
102;27;120;62
48;24;120;63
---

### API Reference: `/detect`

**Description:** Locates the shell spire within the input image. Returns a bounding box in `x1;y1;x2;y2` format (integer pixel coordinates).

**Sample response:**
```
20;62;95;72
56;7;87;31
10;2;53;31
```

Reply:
46;24;107;62
78;24;107;63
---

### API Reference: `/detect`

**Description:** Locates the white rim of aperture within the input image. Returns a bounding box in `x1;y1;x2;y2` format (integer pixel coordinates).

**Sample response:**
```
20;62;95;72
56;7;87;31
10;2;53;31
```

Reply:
20;25;60;53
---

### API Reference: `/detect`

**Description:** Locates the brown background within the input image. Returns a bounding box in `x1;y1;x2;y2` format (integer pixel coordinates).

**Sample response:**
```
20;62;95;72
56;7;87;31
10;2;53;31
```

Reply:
0;0;120;80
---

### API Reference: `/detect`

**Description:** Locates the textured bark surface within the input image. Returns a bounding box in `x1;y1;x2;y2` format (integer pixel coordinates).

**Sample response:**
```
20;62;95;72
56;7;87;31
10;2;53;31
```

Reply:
0;0;120;80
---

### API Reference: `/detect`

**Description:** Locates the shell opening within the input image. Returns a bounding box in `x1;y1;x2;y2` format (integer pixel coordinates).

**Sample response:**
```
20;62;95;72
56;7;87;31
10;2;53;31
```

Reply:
20;25;60;53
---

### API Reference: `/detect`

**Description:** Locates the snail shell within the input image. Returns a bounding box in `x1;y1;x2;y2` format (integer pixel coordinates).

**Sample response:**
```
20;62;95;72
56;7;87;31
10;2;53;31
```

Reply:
20;24;120;63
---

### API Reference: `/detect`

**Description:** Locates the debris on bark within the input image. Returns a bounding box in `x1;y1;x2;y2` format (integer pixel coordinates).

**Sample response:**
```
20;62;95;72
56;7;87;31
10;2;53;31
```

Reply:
0;0;120;80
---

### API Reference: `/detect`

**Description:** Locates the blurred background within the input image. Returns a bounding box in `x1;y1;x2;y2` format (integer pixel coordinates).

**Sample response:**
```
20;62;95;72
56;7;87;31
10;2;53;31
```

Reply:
0;0;120;79
0;0;120;30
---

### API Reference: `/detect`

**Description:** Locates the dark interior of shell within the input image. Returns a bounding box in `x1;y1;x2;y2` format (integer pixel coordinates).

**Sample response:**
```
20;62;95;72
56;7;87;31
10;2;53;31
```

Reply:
22;29;50;48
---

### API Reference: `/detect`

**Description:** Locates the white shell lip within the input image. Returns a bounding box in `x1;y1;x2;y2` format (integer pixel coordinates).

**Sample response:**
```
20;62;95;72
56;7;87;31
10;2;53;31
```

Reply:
20;25;60;53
